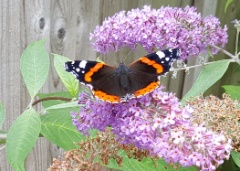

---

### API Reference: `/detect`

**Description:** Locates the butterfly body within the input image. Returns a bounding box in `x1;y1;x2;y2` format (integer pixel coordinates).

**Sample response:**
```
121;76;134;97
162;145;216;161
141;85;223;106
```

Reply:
65;48;180;103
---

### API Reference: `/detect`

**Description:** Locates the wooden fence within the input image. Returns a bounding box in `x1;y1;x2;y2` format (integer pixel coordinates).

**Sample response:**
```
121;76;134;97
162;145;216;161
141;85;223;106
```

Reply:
0;0;239;170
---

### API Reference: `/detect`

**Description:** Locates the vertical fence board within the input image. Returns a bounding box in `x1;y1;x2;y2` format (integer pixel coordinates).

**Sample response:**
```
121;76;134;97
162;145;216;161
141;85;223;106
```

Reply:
181;0;218;96
75;0;102;60
49;0;78;93
20;0;52;108
150;0;192;97
3;0;235;170
207;0;240;96
0;0;22;170
19;0;52;170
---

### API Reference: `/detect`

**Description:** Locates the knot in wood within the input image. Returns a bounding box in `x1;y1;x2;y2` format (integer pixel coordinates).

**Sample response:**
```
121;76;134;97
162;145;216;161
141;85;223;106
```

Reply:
58;28;66;39
39;17;45;29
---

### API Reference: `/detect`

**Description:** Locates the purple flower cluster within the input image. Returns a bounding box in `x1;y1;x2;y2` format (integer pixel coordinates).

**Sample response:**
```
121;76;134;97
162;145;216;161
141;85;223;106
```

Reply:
90;6;228;59
72;87;232;171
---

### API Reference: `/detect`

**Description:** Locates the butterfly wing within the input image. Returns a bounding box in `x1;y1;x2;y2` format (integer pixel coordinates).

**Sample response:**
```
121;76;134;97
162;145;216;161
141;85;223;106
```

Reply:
65;48;180;102
65;60;124;102
127;48;180;97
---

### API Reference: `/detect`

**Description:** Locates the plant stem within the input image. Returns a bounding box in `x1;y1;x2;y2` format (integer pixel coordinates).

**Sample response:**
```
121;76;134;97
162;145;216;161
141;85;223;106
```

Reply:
170;59;233;72
210;45;236;59
235;28;239;56
32;97;72;106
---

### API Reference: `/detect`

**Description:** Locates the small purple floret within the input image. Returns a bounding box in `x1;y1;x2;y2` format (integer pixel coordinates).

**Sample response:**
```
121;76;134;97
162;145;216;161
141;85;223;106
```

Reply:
90;6;228;59
72;87;232;171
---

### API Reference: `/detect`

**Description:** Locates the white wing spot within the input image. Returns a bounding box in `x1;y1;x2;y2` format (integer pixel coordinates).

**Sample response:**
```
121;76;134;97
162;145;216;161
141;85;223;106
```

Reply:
156;51;165;59
81;71;85;73
79;60;87;68
76;68;80;72
71;61;75;64
169;49;173;52
165;57;170;61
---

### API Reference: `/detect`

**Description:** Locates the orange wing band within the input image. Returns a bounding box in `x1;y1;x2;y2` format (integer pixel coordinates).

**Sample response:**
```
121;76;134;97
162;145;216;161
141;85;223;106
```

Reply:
140;57;164;74
93;90;121;103
134;81;160;97
84;63;105;82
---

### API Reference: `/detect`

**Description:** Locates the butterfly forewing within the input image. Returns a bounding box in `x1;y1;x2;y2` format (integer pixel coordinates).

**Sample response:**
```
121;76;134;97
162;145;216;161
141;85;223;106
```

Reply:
65;60;127;102
127;48;180;97
65;60;101;83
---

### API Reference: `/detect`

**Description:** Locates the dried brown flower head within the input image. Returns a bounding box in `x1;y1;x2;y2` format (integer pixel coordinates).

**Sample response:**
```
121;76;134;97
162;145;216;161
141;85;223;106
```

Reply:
48;129;151;171
187;94;240;151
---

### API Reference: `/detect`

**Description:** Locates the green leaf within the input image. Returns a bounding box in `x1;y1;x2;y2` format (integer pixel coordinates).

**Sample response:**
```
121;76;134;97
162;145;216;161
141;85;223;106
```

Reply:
182;60;231;103
231;151;240;168
105;151;165;171
45;101;82;111
20;39;50;99
40;109;85;150
105;150;197;171
6;108;41;171
38;91;74;108
96;56;105;63
53;54;79;97
207;46;213;58
222;85;240;100
218;153;240;171
225;0;233;12
0;102;5;129
178;167;198;171
234;63;240;73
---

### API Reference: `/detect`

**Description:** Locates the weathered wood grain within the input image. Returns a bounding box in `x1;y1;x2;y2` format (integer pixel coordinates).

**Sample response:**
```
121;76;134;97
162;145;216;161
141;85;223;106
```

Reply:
207;0;240;96
0;0;22;170
2;0;236;170
75;0;102;60
21;1;54;170
182;0;218;96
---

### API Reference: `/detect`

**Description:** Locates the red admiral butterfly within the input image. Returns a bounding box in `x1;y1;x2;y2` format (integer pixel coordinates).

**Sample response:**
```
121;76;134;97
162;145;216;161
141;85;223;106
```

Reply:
65;48;180;103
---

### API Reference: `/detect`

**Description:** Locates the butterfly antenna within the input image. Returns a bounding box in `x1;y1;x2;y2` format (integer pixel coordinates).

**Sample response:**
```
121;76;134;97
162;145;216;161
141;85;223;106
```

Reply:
122;49;133;62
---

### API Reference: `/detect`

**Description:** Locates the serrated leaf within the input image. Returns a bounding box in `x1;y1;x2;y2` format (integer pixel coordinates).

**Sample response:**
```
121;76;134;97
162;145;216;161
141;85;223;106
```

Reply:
222;85;240;100
231;151;240;167
6;108;41;171
38;91;74;108
40;109;85;150
182;60;231;103
53;54;79;97
20;39;50;99
45;101;82;111
0;102;5;129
